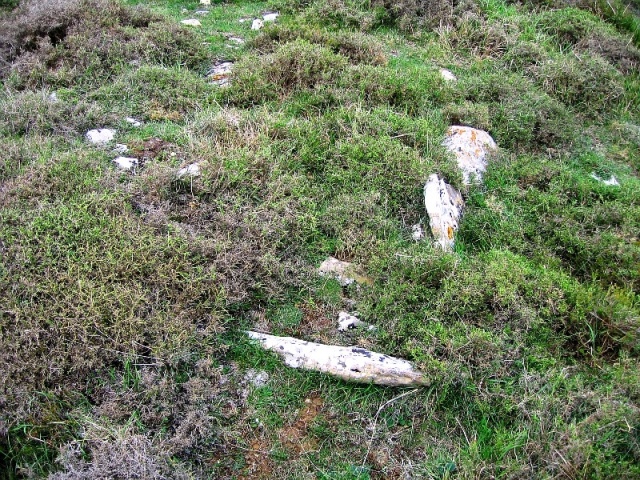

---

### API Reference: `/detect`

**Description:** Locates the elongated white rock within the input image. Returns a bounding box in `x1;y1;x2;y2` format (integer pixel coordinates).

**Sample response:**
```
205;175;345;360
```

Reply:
424;174;464;250
443;126;497;185
246;331;428;386
181;19;201;27
590;172;620;186
263;12;279;22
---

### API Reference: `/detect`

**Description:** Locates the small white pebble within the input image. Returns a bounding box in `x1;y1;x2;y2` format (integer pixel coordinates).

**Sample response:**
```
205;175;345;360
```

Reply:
125;117;142;128
440;68;457;82
251;19;264;30
181;19;201;27
200;0;210;5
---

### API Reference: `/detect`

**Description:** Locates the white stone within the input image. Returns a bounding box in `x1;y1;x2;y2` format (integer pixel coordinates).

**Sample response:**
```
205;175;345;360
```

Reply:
200;0;210;5
251;19;264;30
48;92;58;102
195;10;209;15
207;61;233;86
228;36;245;44
125;117;142;127
337;312;374;332
113;156;138;171
440;68;457;81
411;224;424;241
181;19;201;27
176;163;201;179
113;144;129;154
86;128;116;145
246;331;428;387
443;126;497;185
424;174;464;250
590;173;620;186
181;8;188;13
263;12;279;22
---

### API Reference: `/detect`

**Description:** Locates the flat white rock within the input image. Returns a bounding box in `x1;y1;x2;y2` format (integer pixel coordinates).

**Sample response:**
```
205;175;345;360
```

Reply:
176;163;201;179
125;117;142;127
246;331;428;386
590;173;620;186
443;126;497;185
113;156;138;171
86;128;115;145
181;19;201;27
440;68;457;81
337;312;374;332
424;174;464;250
263;12;279;22
251;19;264;30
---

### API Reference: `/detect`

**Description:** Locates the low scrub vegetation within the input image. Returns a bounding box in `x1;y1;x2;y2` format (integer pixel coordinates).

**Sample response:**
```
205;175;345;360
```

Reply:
1;0;639;478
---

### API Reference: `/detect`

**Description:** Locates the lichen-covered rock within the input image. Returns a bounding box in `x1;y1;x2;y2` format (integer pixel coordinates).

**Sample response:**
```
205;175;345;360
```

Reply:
246;331;428;386
443;126;497;185
424;174;464;250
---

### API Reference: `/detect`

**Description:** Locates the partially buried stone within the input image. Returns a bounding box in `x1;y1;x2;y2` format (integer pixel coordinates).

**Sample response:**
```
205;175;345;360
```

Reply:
113;144;129;154
263;12;279;22
251;19;264;30
207;61;233;86
86;128;115;145
337;312;375;332
318;257;372;286
246;331;428;386
176;163;200;179
443;126;497;185
113;157;138;171
439;68;457;81
181;19;201;27
423;174;464;250
590;173;620;186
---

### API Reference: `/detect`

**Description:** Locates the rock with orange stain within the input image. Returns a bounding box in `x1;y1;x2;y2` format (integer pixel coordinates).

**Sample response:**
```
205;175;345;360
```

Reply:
443;126;497;184
423;174;464;250
246;331;429;386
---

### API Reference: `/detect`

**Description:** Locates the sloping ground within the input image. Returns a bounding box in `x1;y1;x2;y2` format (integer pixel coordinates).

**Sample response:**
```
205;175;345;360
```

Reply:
0;0;639;478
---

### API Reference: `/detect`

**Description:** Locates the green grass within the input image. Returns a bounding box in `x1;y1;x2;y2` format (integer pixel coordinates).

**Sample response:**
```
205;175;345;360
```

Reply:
1;0;639;478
